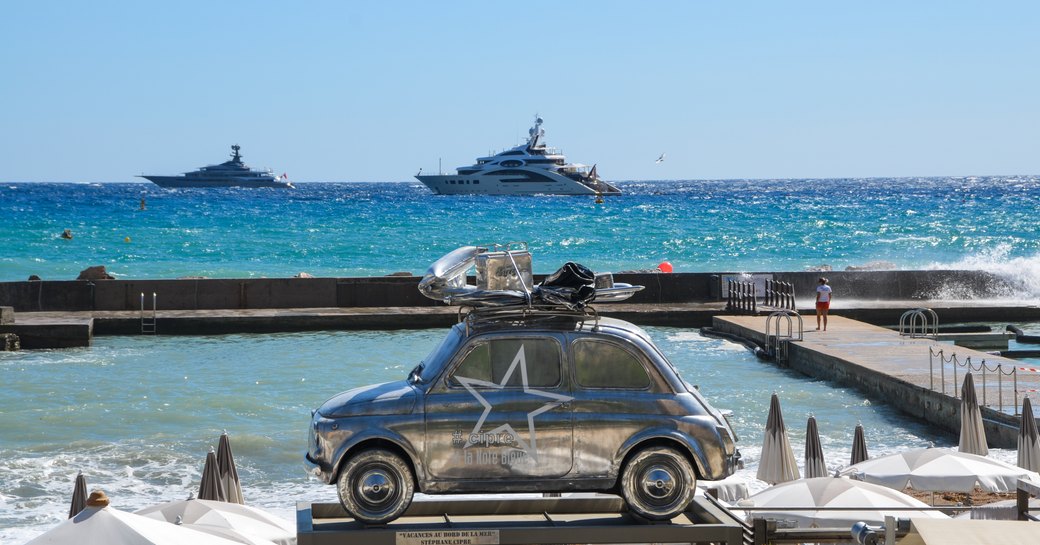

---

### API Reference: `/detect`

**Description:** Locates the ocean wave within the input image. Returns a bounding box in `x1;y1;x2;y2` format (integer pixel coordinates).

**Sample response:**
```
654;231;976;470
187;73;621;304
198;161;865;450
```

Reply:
925;244;1040;301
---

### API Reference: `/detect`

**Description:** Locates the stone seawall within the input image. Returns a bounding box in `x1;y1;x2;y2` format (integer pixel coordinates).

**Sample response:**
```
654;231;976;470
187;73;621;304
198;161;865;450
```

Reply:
0;270;1009;312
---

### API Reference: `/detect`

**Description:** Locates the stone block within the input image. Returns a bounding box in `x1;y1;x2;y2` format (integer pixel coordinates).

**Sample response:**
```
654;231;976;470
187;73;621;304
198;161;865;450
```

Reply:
0;333;18;351
0;306;13;324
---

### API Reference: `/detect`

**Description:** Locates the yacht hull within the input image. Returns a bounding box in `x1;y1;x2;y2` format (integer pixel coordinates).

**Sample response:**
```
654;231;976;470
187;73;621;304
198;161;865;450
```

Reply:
140;176;292;189
416;172;619;196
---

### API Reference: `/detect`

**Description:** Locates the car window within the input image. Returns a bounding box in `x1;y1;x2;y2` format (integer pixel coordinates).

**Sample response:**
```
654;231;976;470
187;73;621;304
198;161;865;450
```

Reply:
573;339;651;389
449;338;561;388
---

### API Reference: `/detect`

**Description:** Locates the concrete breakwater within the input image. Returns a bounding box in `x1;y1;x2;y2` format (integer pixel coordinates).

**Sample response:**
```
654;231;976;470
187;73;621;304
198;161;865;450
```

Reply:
0;269;1017;313
2;269;1039;349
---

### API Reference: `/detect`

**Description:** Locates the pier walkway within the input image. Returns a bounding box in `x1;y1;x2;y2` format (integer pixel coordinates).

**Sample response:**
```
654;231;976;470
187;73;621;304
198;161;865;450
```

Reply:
713;315;1038;448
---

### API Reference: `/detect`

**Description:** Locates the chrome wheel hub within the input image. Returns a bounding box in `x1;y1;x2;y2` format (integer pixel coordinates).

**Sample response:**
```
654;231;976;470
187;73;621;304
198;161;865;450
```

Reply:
640;465;677;501
357;469;395;505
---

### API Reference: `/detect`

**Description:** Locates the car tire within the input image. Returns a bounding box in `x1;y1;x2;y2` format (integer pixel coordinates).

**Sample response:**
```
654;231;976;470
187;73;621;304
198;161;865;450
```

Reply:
620;445;696;520
337;448;415;524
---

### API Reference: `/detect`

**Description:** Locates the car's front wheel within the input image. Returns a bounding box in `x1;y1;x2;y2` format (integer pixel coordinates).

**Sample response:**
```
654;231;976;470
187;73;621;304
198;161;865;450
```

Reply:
620;445;696;520
337;448;415;524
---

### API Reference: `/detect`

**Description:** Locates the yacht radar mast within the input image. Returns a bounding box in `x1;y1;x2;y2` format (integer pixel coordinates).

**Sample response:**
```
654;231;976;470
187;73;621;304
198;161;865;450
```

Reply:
527;116;545;151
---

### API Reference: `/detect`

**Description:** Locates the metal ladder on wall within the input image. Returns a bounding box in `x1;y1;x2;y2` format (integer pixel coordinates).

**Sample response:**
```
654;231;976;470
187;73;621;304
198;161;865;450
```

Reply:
765;309;803;364
899;308;938;338
140;292;156;334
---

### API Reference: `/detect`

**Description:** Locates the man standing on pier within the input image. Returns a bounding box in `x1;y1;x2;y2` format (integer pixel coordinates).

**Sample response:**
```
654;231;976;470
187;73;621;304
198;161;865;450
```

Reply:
816;277;832;331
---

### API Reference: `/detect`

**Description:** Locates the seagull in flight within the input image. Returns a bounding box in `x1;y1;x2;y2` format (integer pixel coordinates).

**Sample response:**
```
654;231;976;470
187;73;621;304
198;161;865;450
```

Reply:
655;153;666;164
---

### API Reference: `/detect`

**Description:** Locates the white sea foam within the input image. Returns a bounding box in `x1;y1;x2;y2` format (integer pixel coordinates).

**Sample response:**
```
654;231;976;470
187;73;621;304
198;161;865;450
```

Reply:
925;244;1040;302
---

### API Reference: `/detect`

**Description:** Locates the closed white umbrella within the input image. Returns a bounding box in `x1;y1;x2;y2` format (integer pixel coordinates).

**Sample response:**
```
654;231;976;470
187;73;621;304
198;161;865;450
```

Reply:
199;450;226;502
27;491;241;545
740;477;947;529
757;393;799;484
838;447;1040;493
68;472;87;519
804;416;827;479
851;423;869;465
958;372;989;456
217;432;244;504
1018;396;1040;472
136;499;295;545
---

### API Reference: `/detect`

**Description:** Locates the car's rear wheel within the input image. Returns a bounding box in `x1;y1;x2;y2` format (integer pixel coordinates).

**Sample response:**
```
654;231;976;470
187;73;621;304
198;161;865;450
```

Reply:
620;445;696;520
337;448;415;524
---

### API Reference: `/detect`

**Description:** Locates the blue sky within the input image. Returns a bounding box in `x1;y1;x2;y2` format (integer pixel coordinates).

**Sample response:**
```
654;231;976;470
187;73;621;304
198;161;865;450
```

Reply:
2;1;1038;182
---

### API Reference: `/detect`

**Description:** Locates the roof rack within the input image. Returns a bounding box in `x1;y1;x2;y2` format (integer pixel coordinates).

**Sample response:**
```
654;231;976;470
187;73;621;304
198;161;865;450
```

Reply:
459;304;600;337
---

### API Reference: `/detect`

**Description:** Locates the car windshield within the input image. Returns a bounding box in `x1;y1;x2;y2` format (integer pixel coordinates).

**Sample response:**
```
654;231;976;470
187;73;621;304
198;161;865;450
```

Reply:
408;326;464;384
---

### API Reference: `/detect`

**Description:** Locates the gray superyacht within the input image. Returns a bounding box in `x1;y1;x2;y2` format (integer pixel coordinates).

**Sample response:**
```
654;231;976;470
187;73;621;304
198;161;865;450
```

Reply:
140;145;293;189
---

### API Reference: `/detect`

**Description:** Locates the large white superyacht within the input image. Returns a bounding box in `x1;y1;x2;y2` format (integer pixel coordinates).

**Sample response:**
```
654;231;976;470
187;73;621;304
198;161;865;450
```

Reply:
416;117;621;196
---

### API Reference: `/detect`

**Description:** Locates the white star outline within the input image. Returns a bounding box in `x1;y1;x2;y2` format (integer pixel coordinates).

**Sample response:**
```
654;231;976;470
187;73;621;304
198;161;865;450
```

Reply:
455;344;573;463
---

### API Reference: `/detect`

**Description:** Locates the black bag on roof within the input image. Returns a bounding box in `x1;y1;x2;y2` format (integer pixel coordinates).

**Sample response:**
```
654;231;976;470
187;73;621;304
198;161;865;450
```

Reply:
542;262;595;289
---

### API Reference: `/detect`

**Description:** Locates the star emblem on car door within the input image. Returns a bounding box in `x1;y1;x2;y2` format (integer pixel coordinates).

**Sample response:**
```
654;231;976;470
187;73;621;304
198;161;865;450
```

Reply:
455;344;573;463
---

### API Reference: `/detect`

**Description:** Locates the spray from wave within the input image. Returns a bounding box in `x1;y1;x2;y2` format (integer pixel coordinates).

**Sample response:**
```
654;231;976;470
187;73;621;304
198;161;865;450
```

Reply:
925;244;1040;302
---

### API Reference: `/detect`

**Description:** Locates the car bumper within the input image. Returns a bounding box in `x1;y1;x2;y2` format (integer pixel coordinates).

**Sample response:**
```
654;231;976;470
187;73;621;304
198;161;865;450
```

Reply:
304;452;331;482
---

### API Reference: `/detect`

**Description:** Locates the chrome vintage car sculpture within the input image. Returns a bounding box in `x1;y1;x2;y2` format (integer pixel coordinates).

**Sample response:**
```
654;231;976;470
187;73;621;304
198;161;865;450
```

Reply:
305;244;741;523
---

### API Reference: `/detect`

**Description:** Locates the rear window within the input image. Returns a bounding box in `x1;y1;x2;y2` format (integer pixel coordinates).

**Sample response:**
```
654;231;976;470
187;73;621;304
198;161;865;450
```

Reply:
573;339;650;389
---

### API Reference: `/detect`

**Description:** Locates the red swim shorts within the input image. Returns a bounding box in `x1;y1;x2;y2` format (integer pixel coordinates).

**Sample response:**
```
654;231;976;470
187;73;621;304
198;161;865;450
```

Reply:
816;301;830;311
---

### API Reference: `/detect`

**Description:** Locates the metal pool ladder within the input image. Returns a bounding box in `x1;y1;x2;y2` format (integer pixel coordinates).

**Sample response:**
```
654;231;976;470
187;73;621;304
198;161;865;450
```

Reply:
899;308;938;338
765;309;803;364
140;292;157;334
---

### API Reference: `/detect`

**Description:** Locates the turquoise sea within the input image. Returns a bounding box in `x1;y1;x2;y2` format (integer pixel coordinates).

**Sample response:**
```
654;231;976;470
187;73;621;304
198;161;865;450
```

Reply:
3;178;1040;289
3;178;1040;541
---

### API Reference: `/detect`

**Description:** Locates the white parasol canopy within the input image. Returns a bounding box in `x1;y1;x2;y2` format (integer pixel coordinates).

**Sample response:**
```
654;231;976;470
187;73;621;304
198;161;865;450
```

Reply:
26;504;242;545
838;447;1040;493
135;498;295;545
739;476;947;529
958;372;989;456
757;393;799;484
1018;396;1040;472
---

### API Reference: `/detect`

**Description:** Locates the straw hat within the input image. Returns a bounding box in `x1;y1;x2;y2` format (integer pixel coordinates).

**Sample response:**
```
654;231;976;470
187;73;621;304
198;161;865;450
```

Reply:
86;490;110;507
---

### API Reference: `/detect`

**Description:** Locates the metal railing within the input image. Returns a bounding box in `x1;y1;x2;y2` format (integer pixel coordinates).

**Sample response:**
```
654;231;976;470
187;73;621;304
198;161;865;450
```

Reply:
765;310;803;364
929;346;1019;415
899;308;938;338
763;280;796;310
1018;478;1040;521
727;280;757;315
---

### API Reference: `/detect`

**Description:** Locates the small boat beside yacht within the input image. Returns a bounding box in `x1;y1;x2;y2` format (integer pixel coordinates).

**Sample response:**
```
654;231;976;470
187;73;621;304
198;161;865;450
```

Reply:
416;117;621;196
139;145;293;189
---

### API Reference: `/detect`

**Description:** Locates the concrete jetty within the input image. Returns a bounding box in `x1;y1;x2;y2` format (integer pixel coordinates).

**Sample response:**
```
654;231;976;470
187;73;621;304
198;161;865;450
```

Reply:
712;314;1037;448
2;270;1039;349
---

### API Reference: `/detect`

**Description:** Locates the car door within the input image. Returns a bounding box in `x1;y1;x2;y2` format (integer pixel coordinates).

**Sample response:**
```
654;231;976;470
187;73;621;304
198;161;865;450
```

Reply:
568;336;664;477
424;334;574;481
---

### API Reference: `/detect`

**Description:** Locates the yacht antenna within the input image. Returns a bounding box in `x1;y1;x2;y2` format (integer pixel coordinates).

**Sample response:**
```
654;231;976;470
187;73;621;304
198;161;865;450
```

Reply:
438;157;442;175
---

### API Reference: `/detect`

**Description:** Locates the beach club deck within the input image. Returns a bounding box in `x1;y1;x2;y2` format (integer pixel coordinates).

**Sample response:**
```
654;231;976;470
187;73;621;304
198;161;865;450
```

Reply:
712;314;1039;448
